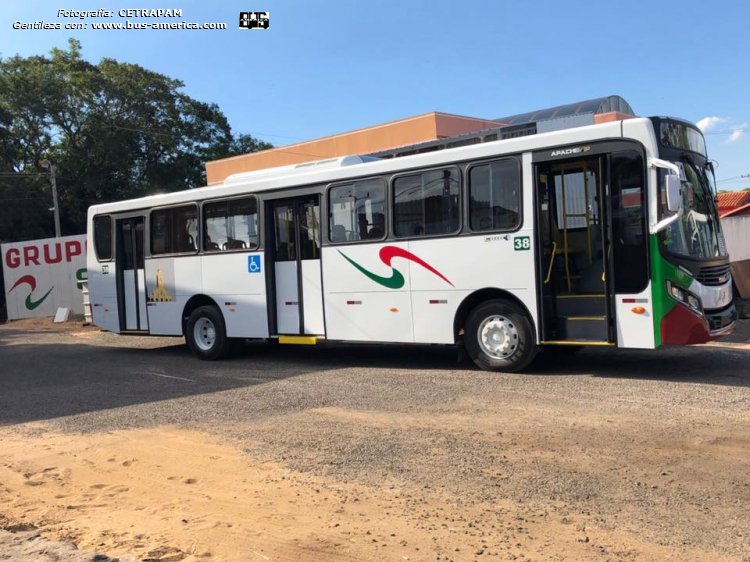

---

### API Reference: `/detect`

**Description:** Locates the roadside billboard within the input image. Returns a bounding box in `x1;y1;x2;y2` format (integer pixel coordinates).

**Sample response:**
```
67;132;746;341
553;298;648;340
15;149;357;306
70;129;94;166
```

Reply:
1;235;87;320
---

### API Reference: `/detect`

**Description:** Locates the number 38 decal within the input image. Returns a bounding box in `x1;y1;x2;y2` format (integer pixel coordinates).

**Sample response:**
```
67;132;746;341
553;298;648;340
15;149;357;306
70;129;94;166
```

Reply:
513;236;531;251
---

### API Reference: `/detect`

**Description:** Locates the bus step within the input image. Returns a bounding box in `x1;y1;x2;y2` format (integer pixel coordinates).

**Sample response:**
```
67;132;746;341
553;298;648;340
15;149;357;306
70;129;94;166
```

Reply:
562;315;608;341
541;340;615;346
556;294;606;316
278;335;318;345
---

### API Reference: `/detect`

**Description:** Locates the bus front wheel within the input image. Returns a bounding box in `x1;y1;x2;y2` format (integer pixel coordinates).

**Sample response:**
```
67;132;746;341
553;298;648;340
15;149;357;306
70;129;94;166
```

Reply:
186;305;231;360
465;300;537;373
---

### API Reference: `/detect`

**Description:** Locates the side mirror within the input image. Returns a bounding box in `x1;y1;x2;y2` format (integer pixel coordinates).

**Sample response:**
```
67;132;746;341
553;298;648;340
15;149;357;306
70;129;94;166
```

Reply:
666;174;682;213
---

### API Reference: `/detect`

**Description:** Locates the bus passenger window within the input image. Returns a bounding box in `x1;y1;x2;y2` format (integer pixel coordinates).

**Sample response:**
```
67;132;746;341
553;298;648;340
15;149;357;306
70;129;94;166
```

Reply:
150;205;198;255
300;199;321;260
174;206;198;252
274;204;295;261
394;168;460;238
93;215;112;260
328;178;385;243
469;159;520;232
610;151;647;293
203;197;259;252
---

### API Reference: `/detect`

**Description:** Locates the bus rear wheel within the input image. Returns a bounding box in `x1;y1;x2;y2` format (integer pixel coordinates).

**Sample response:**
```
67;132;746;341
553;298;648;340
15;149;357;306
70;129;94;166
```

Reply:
465;300;537;372
186;305;231;360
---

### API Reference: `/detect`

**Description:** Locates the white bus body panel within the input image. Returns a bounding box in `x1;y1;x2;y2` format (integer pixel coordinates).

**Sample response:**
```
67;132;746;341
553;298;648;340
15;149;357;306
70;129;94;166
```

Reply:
144;299;182;335
86;256;120;333
137;269;148;329
275;261;299;334
322;242;414;343
408;233;538;344
614;283;656;349
122;270;148;330
144;256;200;335
203;252;269;338
301;260;325;334
144;253;269;338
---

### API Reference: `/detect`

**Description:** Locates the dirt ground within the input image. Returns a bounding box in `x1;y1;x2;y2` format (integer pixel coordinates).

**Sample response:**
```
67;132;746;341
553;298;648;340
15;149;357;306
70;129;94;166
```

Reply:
1;425;607;562
2;424;747;562
0;319;748;561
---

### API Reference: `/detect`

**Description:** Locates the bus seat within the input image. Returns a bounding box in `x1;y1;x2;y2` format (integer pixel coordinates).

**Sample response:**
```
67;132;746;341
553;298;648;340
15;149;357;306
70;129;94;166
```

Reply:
223;238;247;250
331;224;347;242
368;213;385;238
176;231;195;252
204;233;220;251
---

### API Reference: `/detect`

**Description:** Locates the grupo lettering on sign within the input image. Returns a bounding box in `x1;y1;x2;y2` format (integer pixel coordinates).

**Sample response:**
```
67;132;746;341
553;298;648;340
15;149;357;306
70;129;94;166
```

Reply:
1;235;88;320
4;239;84;269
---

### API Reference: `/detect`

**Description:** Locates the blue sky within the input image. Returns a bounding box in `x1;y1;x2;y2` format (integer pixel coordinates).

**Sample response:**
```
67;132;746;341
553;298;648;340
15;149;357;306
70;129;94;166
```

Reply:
2;0;748;190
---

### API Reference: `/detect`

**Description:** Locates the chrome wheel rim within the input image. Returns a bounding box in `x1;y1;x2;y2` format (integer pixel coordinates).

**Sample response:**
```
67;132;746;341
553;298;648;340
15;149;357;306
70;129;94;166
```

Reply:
194;317;217;351
477;315;518;359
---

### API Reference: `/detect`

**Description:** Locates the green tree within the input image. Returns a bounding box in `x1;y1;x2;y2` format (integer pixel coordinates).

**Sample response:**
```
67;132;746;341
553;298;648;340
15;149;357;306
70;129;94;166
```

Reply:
0;39;271;241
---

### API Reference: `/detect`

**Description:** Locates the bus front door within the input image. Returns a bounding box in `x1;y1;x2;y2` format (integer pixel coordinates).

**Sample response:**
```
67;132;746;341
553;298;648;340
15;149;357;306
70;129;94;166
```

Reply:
269;196;325;336
535;156;614;345
116;216;148;332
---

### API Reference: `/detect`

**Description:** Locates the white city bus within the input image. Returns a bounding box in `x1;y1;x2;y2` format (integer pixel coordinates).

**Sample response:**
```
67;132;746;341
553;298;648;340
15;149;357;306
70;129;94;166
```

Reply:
86;113;736;372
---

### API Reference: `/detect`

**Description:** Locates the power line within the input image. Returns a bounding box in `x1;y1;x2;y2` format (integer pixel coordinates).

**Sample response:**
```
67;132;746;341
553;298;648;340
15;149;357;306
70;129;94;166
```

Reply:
0;196;49;202
717;175;744;183
235;129;306;141
106;123;328;160
0;172;47;177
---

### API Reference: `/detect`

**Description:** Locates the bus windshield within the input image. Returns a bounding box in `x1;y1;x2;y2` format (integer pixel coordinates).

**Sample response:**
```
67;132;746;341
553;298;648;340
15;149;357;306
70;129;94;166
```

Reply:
659;160;725;259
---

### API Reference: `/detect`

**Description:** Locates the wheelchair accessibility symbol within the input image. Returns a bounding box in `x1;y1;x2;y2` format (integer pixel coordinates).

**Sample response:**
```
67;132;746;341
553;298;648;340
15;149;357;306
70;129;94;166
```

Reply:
248;254;262;273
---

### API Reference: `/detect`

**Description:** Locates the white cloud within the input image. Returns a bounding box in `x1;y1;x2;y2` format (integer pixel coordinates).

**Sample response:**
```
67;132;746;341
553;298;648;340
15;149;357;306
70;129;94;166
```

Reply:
696;116;726;132
727;124;746;144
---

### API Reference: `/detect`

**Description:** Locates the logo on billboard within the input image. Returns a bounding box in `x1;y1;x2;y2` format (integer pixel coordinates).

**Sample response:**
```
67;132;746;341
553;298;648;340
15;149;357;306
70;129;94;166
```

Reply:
338;246;453;290
9;274;54;311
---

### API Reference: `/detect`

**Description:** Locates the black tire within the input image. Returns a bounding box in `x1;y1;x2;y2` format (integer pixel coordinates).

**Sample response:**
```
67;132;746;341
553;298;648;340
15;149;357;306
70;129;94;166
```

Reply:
464;299;538;372
185;305;231;360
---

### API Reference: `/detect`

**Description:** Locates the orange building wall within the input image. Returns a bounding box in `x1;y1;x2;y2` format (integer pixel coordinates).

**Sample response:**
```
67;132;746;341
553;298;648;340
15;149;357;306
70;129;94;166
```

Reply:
594;111;633;124
205;112;499;185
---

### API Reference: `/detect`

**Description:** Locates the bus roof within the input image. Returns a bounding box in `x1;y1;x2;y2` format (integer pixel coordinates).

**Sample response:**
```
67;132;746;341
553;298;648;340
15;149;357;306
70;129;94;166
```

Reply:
88;117;654;217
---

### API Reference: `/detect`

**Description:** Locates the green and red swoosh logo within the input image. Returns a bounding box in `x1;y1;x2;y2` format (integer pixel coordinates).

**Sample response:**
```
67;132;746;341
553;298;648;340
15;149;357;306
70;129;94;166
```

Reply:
338;245;453;289
9;275;54;310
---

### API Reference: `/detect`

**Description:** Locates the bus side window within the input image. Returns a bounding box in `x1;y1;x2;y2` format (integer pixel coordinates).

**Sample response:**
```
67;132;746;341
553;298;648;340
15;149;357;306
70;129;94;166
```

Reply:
93;215;113;260
610;151;647;293
394;168;460;238
174;206;198;252
203;197;259;252
328;178;385;243
469;159;521;232
151;205;198;255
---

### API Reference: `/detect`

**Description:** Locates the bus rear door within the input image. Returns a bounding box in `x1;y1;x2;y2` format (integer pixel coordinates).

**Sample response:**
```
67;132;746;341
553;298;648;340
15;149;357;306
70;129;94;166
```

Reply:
268;195;325;337
115;216;148;332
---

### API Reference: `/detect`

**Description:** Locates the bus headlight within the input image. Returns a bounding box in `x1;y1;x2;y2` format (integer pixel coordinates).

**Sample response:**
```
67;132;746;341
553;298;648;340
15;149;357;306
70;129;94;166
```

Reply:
666;281;703;314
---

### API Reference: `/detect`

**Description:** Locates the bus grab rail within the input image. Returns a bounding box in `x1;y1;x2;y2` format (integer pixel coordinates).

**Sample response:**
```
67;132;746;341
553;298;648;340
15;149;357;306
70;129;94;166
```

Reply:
545;241;558;284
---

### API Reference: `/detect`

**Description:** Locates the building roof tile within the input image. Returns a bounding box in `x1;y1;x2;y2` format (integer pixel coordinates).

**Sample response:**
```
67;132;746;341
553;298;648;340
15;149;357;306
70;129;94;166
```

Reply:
718;191;750;214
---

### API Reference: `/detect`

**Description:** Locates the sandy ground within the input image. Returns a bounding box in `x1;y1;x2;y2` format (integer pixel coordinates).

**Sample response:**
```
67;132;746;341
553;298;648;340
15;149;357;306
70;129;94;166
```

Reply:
0;318;748;561
4;425;739;562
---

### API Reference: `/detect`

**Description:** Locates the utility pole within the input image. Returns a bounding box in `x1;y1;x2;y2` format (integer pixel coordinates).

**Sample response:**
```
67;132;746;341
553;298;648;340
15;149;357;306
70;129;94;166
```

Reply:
39;159;61;238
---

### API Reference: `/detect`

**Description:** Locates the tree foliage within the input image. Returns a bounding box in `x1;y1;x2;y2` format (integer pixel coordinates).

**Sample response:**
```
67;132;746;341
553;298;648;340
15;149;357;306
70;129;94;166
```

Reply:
0;39;272;241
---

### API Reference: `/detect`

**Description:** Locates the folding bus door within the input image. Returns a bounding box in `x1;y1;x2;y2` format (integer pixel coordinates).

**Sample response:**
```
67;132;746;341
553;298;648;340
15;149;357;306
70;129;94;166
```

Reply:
116;216;148;332
269;196;325;336
536;156;613;344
